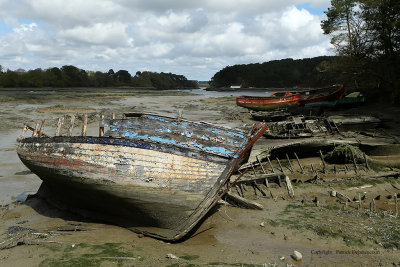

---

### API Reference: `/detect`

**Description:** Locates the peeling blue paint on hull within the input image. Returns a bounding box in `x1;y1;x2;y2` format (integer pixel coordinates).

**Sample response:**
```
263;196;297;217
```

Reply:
16;113;268;240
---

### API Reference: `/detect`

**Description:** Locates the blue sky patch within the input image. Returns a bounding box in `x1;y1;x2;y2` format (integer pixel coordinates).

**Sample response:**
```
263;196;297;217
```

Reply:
296;3;327;15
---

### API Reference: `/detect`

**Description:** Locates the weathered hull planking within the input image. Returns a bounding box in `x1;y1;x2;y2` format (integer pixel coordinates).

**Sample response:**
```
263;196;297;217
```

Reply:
16;113;267;240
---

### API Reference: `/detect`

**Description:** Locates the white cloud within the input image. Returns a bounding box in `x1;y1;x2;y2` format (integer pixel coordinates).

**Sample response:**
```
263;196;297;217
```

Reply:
0;0;333;80
59;23;129;46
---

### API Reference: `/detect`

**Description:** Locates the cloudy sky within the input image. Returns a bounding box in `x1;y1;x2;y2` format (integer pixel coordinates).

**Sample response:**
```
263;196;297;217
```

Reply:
0;0;333;81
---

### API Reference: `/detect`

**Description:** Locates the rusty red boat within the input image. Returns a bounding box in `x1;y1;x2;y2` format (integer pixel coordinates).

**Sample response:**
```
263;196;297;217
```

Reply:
16;112;267;241
236;91;301;111
299;84;345;105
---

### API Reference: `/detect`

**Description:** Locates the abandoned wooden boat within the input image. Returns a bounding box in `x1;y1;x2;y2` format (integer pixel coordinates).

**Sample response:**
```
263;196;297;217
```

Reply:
250;109;291;122
236;92;301;111
328;114;381;131
16;112;268;241
304;92;366;109
299;84;345;105
263;116;339;139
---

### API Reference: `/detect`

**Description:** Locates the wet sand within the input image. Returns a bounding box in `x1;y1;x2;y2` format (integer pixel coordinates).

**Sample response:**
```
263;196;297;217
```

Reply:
1;88;400;266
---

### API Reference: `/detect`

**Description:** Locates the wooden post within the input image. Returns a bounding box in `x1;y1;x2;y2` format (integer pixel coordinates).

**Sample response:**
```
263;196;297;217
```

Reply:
99;114;105;137
294;152;304;174
358;193;362;210
276;157;284;173
286;154;294;174
267;156;275;173
334;165;337;174
395;194;398;218
256;156;269;187
33;122;39;137
81;113;87;136
370;199;375;212
285;176;294;198
38;119;46;137
68;115;75;137
319;150;327;173
112;112;116;119
56;117;64;136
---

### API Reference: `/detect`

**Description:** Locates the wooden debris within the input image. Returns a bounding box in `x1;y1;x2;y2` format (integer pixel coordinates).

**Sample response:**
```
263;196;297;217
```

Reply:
252;181;267;197
256;156;269;187
33;122;39;137
38;120;46;137
68;115;75;137
55;117;64;136
330;187;351;202
225;192;264;210
81;113;87;136
286;154;294;173
267;156;275;173
370;199;375;212
276;157;284;173
285;176;294;198
294;152;304;174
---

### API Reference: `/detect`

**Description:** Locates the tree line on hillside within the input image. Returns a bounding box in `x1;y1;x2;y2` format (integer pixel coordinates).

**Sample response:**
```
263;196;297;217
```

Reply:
0;65;198;89
210;56;339;89
211;0;399;104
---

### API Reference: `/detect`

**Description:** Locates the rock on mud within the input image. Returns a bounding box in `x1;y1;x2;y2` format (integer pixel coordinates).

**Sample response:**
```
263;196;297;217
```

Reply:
291;250;302;261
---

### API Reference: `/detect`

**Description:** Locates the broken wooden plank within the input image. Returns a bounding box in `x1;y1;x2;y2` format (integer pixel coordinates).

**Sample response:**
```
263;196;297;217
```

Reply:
81;113;87;136
267;156;275;173
285;175;294;198
294;152;304;174
252;181;267;197
276;157;284;173
286;154;294;174
55;117;64;136
225;192;264;210
68;115;75;137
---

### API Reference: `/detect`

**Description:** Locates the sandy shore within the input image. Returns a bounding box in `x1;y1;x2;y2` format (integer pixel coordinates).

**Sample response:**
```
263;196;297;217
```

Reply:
1;88;400;266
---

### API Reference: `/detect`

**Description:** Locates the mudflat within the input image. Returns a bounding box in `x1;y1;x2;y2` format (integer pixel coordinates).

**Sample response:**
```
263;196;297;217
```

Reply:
1;88;400;266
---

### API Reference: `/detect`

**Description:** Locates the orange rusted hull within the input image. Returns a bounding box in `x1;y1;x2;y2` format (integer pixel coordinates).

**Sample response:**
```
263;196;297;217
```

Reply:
236;94;301;111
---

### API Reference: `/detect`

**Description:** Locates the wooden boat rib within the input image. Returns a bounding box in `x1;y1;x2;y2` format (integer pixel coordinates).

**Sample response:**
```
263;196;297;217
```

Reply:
236;92;301;111
16;112;267;241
